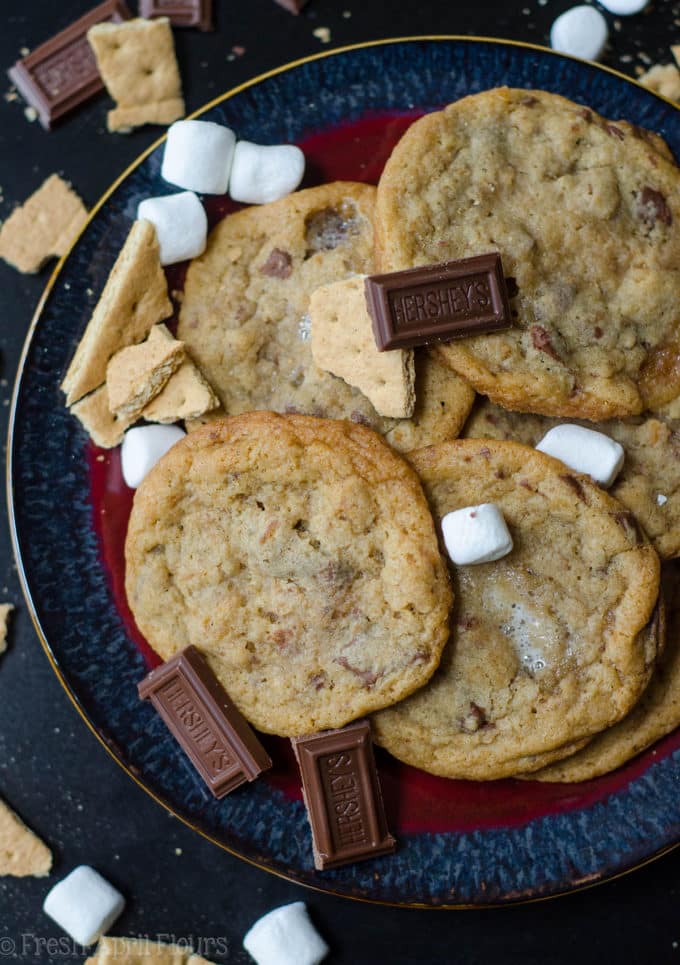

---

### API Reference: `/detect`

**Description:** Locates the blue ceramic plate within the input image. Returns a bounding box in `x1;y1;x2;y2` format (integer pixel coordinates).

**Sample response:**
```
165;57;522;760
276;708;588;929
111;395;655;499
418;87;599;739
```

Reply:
9;38;680;907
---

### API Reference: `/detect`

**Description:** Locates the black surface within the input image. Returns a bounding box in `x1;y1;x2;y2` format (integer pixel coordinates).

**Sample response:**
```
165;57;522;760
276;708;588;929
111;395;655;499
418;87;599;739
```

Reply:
1;1;680;963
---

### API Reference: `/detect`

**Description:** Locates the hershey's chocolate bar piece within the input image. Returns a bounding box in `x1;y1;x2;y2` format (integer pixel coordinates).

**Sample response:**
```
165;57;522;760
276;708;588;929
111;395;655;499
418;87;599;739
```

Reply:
273;0;310;12
138;645;271;798
8;0;132;130
291;720;395;870
139;0;214;30
365;252;512;351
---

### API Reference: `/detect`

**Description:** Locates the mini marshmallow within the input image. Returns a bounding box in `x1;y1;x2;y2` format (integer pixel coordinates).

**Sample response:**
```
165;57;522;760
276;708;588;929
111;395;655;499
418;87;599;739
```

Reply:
43;865;124;947
229;141;305;205
441;503;513;566
657;493;668;506
243;901;328;965
121;424;185;488
535;424;624;487
137;192;207;266
161;119;236;195
599;0;647;13
550;6;608;62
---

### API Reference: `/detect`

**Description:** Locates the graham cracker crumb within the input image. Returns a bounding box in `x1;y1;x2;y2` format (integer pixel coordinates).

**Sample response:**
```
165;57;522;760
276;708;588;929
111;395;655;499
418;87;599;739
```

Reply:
638;62;680;101
86;936;216;964
0;604;13;655
0;797;52;877
0;174;87;274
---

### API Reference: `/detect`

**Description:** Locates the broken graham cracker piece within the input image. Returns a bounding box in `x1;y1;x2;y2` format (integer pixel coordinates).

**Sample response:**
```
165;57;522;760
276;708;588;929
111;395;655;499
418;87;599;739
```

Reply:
0;604;14;655
0;797;52;877
88;18;185;132
142;356;219;423
639;63;680;102
71;385;135;448
85;936;217;964
0;175;88;273
310;275;415;419
107;323;185;420
62;219;172;406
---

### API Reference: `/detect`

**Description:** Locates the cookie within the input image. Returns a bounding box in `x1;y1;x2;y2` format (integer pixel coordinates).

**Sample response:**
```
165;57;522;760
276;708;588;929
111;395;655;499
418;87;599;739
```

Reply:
371;439;661;781
528;563;677;782
177;182;474;453
375;87;680;420
463;397;680;559
125;412;452;736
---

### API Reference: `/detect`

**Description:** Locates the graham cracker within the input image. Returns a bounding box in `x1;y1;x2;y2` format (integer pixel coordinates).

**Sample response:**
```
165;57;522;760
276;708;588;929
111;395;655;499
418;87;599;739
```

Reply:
107;323;185;420
61;219;172;406
0;604;14;655
85;937;216;964
0;174;88;273
0;797;52;877
639;63;680;102
142;356;219;423
88;18;185;133
70;385;135;449
310;275;416;418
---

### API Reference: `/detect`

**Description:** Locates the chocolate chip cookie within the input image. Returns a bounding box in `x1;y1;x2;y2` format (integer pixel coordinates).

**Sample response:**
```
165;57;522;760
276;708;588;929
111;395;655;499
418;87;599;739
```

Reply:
125;412;452;736
463;397;680;559
371;439;661;780
528;563;677;783
375;88;680;420
177;182;474;452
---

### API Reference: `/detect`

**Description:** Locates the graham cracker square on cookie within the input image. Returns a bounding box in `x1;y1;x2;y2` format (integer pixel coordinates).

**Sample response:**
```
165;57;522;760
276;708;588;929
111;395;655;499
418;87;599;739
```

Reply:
62;219;172;405
310;275;416;418
0;174;88;274
0;798;52;877
106;323;185;420
88;17;185;132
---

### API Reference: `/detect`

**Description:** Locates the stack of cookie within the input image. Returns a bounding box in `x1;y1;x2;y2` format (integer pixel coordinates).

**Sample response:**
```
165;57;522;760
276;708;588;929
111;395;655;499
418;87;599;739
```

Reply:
114;88;680;786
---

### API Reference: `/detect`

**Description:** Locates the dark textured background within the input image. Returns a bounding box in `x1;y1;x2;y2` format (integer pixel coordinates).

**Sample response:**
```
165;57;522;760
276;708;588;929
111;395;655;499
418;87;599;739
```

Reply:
1;1;679;963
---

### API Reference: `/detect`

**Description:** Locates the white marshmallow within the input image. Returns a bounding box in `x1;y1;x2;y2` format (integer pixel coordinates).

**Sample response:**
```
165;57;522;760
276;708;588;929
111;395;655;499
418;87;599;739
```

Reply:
441;503;513;566
137;192;207;266
550;6;608;62
657;494;668;506
599;0;647;13
161;119;236;195
43;866;124;947
535;424;624;487
229;141;305;205
121;424;185;488
243;902;328;965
